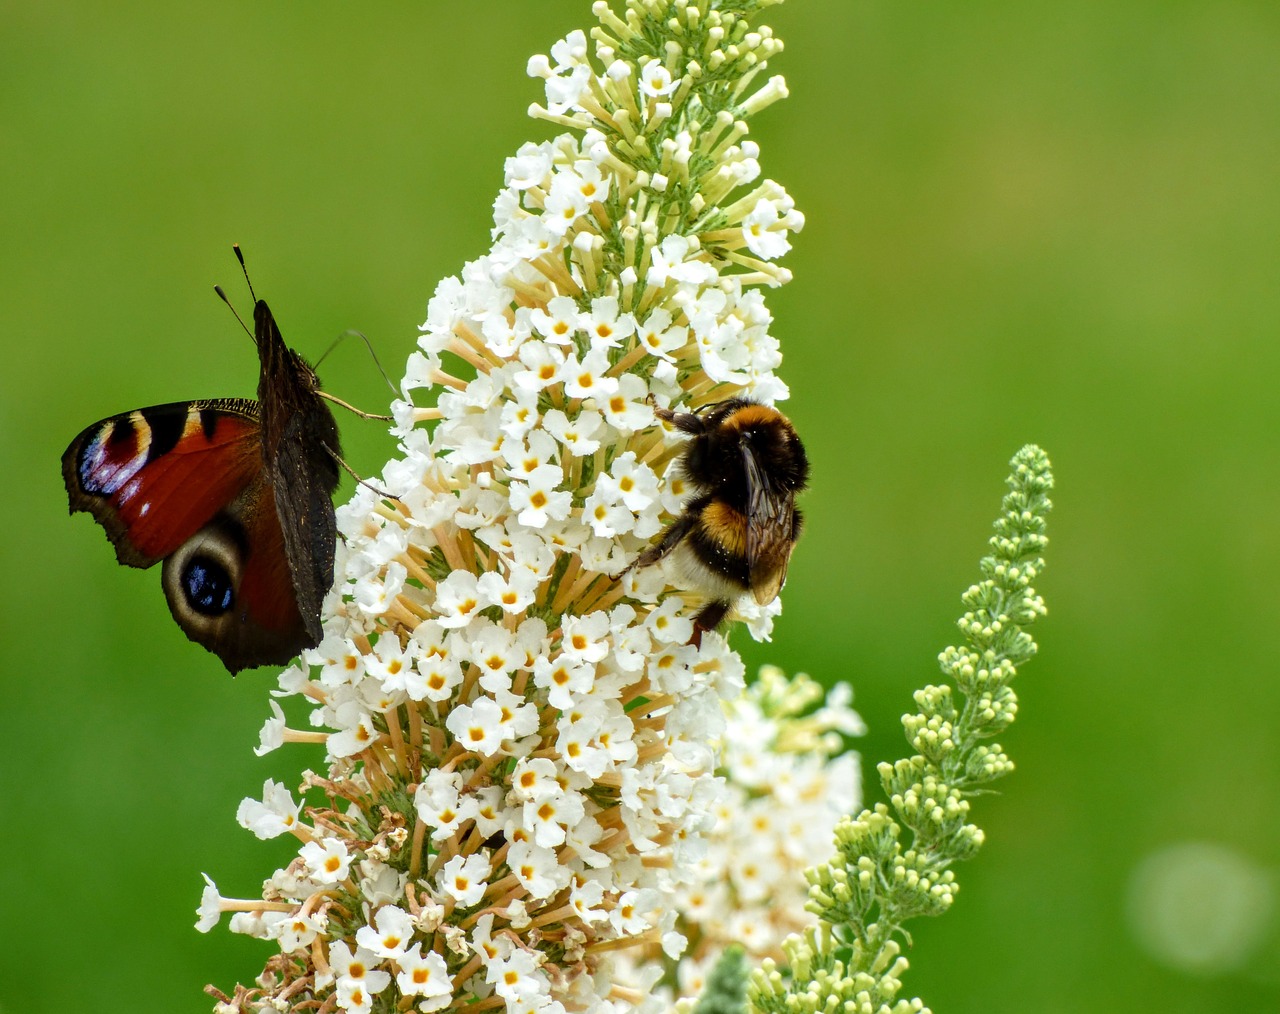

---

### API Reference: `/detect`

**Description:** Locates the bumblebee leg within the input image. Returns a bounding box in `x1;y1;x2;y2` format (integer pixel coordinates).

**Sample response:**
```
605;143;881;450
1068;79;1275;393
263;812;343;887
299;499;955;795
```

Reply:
613;513;695;582
655;406;707;435
691;599;730;646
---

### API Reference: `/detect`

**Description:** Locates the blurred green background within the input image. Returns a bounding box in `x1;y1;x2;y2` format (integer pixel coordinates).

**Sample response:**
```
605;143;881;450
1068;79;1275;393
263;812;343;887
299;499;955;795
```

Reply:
4;2;1278;1011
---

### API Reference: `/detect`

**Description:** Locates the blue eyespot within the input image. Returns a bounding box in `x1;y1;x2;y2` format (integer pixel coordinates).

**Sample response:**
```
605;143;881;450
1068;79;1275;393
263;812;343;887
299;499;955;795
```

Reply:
182;557;234;615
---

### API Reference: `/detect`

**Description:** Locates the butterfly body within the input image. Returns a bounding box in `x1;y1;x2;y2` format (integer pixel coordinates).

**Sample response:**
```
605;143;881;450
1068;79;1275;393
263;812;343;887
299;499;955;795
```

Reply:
63;298;340;673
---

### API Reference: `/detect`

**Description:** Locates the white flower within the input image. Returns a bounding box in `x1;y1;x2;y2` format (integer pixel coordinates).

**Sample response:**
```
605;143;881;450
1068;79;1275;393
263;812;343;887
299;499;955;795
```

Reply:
514;341;567;393
505;141;553;190
301;837;352;884
529;29;591;114
433;570;488;628
646;234;717;287
356;905;416;960
560;611;612;664
481;567;540;615
543;407;603;455
328;707;379;758
742;197;793;260
486;948;545;1002
532;654;596;710
644;597;695;646
412;649;464;702
600;374;655;433
596;452;660;513
273;909;325;952
324;940;392;1004
583;485;636;538
236;779;301;840
584;295;634;349
195;873;222;933
365;634;412;692
561;348;619;401
544;170;592;235
492;687;540;740
529;295;583;345
510;466;572;529
503;428;559;478
445;695;508;756
438;852;492;907
396;943;452;999
638;60;680;99
354;560;406;616
511;757;562;802
254;699;287;757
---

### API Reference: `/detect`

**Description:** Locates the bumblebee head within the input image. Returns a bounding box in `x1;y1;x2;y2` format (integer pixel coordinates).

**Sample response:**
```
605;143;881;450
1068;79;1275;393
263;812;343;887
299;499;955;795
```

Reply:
720;402;810;492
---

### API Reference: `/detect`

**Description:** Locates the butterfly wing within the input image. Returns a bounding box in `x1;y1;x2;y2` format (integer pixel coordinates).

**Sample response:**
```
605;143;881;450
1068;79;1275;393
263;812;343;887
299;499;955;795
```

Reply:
160;469;319;673
254;299;342;644
742;438;797;604
270;412;340;643
63;400;319;673
62;401;263;566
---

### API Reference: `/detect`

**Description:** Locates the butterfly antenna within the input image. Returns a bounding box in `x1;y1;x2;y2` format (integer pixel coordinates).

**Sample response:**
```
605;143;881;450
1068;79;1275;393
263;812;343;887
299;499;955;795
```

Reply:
316;329;399;396
231;243;258;303
213;284;254;341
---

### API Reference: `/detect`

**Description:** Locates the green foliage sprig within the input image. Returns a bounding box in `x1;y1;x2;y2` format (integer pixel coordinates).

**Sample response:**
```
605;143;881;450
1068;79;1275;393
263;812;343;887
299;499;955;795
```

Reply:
748;445;1054;1014
695;947;750;1014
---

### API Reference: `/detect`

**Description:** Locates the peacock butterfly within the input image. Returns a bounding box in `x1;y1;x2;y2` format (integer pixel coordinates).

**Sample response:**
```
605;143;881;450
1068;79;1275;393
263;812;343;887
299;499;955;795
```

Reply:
61;251;342;674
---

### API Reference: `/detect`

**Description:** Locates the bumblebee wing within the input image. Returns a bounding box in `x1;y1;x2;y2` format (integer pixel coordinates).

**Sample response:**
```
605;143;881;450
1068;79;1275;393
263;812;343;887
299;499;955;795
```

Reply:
742;440;795;604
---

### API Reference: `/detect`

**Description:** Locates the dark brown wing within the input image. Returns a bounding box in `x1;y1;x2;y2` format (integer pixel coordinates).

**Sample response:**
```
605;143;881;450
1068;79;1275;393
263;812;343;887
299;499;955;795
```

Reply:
742;439;796;604
253;299;342;643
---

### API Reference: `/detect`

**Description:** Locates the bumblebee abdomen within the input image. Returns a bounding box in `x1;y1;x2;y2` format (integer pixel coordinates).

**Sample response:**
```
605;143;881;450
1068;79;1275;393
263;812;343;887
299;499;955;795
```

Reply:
697;500;749;557
660;496;747;599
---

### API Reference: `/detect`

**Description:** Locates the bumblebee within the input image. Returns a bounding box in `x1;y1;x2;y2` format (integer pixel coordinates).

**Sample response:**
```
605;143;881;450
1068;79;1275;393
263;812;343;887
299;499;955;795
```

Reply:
628;398;809;634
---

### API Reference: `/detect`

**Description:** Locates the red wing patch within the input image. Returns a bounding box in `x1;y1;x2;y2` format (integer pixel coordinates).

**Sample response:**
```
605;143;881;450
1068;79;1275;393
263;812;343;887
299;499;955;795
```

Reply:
63;400;262;567
232;479;309;636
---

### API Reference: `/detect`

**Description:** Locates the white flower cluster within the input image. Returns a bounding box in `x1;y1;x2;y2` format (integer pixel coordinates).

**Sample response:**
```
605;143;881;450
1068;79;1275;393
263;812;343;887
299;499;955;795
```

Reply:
201;4;818;1014
615;667;864;1006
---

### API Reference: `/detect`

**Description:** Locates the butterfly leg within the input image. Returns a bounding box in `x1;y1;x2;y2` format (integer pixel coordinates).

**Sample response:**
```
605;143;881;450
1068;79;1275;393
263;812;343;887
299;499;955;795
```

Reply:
317;390;394;421
322;442;398;500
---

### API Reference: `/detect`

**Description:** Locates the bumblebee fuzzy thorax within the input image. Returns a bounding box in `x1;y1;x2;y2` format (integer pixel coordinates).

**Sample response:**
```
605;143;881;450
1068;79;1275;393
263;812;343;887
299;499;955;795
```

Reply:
689;401;807;489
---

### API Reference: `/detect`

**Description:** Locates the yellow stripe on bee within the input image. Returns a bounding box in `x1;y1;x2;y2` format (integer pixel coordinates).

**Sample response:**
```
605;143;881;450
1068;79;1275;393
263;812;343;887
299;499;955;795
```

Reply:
722;403;785;433
699;500;748;556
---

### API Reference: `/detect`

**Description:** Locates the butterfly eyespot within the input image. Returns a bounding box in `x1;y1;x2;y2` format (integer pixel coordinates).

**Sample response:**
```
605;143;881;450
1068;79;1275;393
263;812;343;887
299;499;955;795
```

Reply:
181;556;235;615
161;517;246;639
